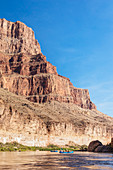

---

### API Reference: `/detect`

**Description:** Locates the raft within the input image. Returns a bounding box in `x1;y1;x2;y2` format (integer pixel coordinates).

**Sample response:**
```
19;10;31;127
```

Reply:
50;150;58;152
59;151;74;154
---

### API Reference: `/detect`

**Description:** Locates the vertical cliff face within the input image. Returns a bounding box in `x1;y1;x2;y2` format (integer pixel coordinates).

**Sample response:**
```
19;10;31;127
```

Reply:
0;19;112;146
0;18;96;110
0;18;41;55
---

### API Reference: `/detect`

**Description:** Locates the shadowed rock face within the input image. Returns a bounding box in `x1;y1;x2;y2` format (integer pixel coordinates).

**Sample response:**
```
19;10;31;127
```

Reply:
111;138;113;148
0;18;96;110
95;145;113;153
88;140;113;153
88;140;102;152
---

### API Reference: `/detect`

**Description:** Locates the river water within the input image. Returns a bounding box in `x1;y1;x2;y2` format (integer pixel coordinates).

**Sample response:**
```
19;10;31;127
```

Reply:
0;151;113;170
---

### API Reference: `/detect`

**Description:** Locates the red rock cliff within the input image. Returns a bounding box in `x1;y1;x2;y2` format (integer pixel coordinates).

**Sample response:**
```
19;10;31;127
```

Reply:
0;18;41;55
0;18;96;110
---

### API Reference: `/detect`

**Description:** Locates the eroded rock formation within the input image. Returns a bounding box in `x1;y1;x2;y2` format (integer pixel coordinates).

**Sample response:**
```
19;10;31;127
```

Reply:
0;18;112;146
0;18;96;110
0;88;113;146
0;18;41;55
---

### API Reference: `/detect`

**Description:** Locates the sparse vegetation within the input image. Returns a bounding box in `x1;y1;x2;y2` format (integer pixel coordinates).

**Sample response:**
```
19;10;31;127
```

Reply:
0;142;39;152
0;142;88;152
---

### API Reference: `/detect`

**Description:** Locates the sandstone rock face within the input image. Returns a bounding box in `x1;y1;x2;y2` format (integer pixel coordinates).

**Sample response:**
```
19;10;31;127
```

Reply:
0;88;112;146
0;19;96;109
0;19;112;147
88;140;102;152
0;72;94;107
0;18;41;55
0;18;96;110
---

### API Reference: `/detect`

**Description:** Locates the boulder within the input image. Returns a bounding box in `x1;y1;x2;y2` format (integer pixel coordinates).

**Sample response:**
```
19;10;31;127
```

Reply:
111;138;113;148
95;145;113;153
94;145;105;152
102;145;113;153
88;140;102;152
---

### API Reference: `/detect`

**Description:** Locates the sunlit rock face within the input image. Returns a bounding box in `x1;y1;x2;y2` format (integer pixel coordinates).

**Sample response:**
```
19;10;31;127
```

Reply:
0;18;96;110
0;88;112;146
0;18;41;55
0;19;112;147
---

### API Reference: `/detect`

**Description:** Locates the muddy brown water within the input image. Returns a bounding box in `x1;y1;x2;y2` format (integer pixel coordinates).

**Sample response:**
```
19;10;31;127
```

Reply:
0;151;113;169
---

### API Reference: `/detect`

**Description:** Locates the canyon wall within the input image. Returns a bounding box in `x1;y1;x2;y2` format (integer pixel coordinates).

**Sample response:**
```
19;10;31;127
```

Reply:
0;88;112;146
0;18;112;146
0;18;96;110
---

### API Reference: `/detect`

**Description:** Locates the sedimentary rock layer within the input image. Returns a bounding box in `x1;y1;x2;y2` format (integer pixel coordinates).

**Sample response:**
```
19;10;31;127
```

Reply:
0;18;41;55
0;88;112;146
0;19;112;146
0;52;96;109
0;18;96;110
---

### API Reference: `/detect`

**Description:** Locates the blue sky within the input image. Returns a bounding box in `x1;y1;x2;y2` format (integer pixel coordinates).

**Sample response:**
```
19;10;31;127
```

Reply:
1;0;113;117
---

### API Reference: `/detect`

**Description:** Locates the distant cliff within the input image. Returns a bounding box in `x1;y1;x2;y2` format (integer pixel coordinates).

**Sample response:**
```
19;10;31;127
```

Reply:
0;18;112;146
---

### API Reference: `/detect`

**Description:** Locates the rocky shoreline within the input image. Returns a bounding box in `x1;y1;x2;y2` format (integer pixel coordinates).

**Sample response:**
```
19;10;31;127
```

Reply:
88;139;113;153
0;139;113;154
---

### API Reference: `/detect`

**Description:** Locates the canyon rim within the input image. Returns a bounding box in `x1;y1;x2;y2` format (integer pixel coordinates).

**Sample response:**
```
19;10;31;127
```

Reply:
0;18;113;146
